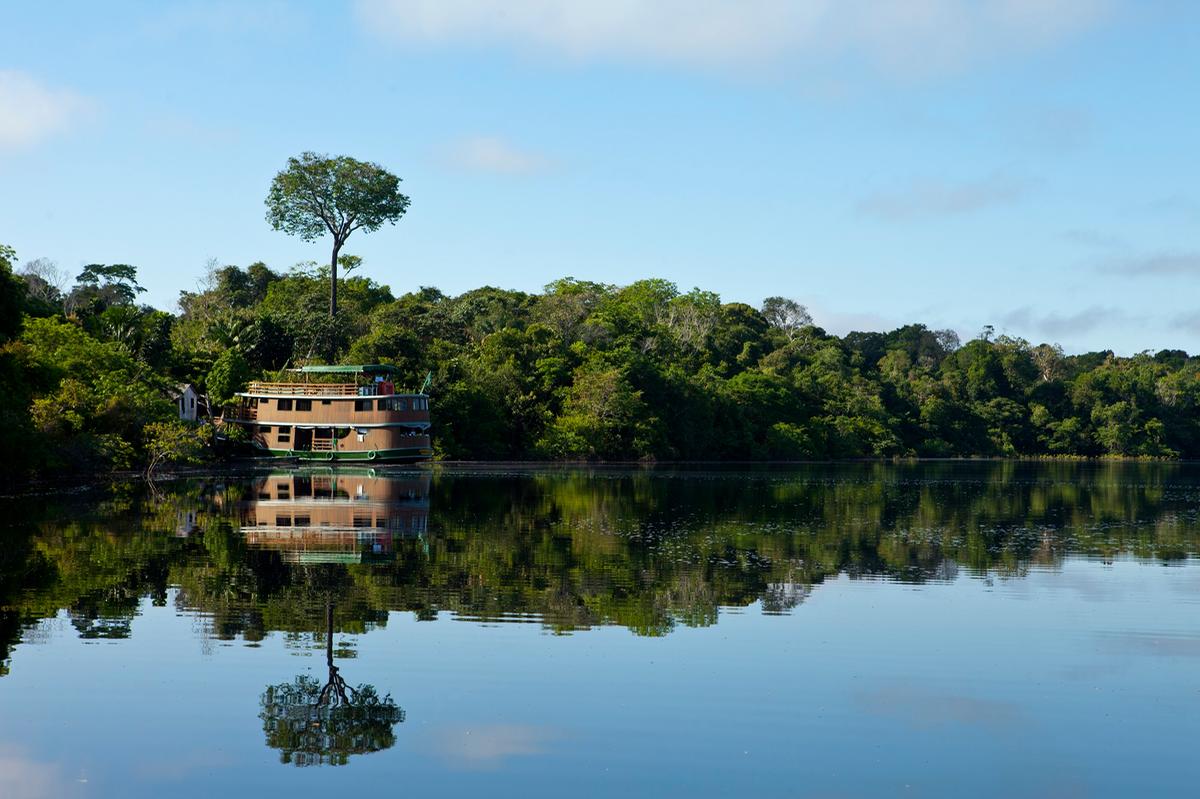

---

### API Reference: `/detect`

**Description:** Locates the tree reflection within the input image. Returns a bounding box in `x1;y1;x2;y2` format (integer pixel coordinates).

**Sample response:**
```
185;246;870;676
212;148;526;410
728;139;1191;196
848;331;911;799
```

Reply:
259;601;404;766
4;462;1200;671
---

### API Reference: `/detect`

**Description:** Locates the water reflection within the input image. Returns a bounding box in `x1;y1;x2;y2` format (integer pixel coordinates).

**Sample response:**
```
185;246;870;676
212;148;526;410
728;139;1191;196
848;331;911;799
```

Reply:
2;461;1200;671
3;462;1200;795
233;469;430;564
261;600;405;767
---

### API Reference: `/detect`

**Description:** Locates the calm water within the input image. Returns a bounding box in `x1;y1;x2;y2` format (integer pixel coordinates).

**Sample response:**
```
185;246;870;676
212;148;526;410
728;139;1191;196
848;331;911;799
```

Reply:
2;463;1200;798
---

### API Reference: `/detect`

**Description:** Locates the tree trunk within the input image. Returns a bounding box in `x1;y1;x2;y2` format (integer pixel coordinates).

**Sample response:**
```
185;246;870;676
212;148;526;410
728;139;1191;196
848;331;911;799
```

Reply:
330;242;341;317
326;600;334;669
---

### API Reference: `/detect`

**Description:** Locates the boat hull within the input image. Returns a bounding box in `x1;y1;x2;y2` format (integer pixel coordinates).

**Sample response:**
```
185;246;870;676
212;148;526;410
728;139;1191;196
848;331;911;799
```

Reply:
254;446;433;462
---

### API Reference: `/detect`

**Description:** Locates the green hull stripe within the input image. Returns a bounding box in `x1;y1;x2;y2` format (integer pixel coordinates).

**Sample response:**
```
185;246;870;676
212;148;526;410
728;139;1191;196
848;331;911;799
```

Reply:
259;447;432;462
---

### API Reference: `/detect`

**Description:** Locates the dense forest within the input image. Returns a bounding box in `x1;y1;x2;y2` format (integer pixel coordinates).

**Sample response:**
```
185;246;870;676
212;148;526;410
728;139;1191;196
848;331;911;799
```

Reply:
2;239;1199;481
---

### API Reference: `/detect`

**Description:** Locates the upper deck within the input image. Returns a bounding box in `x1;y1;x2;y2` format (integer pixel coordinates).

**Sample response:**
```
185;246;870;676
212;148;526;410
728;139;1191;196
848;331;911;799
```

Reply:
243;381;395;397
237;363;426;399
225;364;432;428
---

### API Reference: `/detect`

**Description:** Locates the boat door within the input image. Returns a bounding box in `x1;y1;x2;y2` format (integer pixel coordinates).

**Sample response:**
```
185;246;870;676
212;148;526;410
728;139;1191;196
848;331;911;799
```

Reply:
294;427;314;451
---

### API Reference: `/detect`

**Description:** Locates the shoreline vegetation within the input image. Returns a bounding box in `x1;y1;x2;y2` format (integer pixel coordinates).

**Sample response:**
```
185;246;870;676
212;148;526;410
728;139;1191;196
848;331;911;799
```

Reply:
6;242;1200;485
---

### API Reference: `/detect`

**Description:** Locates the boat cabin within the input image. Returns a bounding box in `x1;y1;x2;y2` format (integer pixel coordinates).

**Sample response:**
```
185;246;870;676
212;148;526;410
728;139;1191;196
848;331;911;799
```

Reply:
224;364;432;462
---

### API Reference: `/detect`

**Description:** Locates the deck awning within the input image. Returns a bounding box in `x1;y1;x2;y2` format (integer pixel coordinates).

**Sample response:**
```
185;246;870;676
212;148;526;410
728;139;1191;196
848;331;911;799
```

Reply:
290;364;399;375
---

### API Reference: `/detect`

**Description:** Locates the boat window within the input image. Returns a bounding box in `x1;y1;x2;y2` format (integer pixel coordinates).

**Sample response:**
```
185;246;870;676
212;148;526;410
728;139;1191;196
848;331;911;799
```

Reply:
258;398;269;406
275;515;291;527
293;515;310;527
295;399;312;412
355;399;373;411
259;425;271;434
321;399;331;405
278;426;291;443
277;398;293;411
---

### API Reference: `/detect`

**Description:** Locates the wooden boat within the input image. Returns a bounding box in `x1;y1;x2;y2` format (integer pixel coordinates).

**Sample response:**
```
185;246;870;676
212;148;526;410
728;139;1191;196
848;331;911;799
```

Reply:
224;364;432;462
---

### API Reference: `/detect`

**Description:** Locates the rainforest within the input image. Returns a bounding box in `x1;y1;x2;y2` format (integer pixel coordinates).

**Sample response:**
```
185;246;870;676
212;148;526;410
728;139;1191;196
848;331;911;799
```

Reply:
2;243;1197;482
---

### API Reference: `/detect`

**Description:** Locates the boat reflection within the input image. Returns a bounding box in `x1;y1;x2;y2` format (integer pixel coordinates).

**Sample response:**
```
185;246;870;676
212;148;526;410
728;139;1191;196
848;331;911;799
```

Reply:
235;468;430;565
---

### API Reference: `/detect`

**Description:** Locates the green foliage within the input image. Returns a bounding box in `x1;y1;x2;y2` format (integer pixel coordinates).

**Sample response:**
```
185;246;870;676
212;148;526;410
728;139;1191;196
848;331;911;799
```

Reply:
206;349;252;407
265;152;410;317
260;675;403;766
67;263;146;316
143;420;211;478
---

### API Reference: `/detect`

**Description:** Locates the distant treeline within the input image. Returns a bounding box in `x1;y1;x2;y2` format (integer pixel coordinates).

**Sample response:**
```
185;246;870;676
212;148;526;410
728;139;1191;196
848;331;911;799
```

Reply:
2;243;1198;479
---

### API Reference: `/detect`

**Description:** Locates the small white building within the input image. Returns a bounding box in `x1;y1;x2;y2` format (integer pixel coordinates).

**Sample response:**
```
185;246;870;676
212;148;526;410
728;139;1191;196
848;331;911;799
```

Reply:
171;383;208;422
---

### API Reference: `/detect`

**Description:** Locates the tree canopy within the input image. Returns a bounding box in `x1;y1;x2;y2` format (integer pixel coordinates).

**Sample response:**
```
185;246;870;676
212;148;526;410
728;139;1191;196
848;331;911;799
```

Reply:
265;152;410;317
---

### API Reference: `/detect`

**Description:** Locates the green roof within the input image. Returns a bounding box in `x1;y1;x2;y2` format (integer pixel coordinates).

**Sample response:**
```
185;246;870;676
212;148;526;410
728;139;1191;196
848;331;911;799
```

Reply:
290;364;400;375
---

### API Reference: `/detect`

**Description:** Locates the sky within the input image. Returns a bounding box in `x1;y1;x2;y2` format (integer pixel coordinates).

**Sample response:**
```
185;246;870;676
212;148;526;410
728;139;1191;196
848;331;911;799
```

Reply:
1;0;1197;355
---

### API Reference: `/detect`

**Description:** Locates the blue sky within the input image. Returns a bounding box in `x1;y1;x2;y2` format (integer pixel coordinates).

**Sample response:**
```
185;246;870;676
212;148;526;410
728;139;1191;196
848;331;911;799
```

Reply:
2;1;1197;354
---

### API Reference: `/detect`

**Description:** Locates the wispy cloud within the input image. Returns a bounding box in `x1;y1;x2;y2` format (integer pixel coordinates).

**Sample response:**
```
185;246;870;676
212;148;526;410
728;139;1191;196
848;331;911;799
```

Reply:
1097;251;1200;277
442;136;553;175
355;0;1113;77
0;746;82;799
1000;306;1137;339
0;71;91;150
856;174;1031;221
1061;228;1126;250
1169;311;1200;335
431;724;558;770
858;684;1025;731
1136;194;1200;222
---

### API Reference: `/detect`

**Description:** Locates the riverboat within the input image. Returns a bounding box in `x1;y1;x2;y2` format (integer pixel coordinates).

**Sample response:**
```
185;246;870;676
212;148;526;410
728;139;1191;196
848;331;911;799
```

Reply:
224;364;432;462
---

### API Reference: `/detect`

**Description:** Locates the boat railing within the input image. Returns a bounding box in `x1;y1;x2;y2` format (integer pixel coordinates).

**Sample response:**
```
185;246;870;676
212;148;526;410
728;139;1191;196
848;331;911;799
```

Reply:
246;381;377;396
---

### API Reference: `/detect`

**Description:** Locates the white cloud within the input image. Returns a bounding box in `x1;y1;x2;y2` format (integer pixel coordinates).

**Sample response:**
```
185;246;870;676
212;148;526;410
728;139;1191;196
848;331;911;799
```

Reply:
856;174;1031;221
442;136;552;174
355;0;1113;76
0;71;90;150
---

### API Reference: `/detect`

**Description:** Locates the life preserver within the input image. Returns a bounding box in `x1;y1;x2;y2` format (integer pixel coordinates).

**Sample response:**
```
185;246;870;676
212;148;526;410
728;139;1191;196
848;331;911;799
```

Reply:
367;450;378;460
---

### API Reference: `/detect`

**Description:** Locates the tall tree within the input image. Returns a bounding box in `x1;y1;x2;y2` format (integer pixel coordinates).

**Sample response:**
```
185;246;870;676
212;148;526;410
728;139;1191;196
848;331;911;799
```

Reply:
265;152;410;317
761;296;812;340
